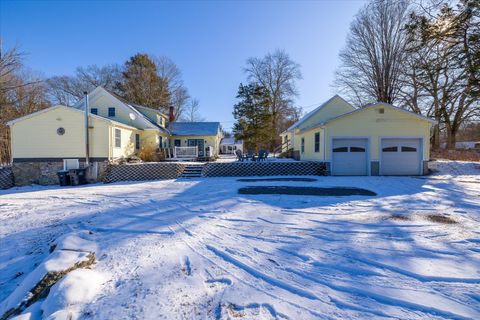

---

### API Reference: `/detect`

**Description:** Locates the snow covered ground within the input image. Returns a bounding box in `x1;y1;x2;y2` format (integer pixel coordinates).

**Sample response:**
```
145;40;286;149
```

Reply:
1;160;479;319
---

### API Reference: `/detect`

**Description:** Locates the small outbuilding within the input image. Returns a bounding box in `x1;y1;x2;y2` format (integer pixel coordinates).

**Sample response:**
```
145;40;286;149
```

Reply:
219;137;244;154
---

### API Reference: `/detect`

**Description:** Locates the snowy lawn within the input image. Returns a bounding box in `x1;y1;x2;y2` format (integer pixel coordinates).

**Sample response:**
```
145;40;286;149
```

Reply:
1;161;480;319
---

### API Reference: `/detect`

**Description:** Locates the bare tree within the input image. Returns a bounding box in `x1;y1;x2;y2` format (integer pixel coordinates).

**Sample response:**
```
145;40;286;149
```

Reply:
46;64;121;106
0;44;50;164
244;49;302;147
180;98;204;122
404;0;480;149
335;0;410;106
154;56;190;120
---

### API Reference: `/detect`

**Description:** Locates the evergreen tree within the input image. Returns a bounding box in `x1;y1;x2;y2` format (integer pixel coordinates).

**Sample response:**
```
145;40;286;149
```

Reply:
232;83;272;152
117;53;170;110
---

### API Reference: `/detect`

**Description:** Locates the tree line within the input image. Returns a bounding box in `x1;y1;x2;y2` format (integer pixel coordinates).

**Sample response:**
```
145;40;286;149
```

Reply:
335;0;479;149
0;49;202;164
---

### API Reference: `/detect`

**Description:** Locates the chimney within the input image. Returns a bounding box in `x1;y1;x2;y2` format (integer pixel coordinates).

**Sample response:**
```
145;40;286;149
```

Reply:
169;105;175;123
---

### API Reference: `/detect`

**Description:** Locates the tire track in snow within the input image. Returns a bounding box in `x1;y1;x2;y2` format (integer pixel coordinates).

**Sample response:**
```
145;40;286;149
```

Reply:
205;245;318;300
173;221;333;319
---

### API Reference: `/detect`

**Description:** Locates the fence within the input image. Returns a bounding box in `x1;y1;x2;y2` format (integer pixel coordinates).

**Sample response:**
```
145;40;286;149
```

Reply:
0;166;14;189
202;161;328;177
103;162;187;183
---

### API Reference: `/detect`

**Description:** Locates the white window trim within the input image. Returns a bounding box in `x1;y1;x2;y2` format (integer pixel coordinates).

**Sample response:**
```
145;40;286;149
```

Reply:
114;128;122;149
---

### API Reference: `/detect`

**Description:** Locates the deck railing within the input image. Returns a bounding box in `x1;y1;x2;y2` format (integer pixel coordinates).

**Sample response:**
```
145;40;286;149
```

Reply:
174;146;198;159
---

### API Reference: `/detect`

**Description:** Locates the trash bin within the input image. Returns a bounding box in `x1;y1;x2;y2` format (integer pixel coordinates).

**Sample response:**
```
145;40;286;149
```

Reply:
69;168;87;186
57;170;71;186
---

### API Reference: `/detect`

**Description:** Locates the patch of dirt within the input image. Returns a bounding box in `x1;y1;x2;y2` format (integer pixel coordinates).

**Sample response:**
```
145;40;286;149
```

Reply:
425;214;458;224
238;186;376;196
386;214;411;221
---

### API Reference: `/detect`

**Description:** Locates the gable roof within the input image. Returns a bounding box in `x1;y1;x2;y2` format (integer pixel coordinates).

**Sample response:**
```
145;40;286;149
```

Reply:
131;104;168;119
169;122;221;136
7;105;138;130
74;86;169;133
220;137;243;145
298;102;437;133
288;95;355;131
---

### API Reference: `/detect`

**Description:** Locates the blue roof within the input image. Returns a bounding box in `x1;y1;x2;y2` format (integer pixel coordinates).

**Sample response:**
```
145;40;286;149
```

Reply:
169;122;220;136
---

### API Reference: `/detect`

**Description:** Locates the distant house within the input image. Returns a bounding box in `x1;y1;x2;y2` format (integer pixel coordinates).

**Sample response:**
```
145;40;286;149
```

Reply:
440;141;480;150
219;137;243;154
281;95;436;176
7;87;222;166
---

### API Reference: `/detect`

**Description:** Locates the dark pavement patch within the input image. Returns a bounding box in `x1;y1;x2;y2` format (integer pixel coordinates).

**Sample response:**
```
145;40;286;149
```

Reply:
238;186;376;196
237;178;317;182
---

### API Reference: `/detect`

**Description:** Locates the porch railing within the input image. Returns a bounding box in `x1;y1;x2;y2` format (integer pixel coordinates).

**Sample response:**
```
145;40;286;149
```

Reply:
174;146;198;159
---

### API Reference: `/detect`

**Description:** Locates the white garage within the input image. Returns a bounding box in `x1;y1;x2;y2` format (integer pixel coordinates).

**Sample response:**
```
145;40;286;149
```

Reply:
331;138;368;176
380;138;422;175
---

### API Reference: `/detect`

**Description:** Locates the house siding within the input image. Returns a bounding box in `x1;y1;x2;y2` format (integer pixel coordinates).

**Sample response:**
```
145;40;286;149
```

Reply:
324;104;431;161
170;134;222;156
10;107;111;159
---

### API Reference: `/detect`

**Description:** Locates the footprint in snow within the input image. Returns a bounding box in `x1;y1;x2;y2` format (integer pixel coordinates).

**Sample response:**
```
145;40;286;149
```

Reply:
181;256;192;276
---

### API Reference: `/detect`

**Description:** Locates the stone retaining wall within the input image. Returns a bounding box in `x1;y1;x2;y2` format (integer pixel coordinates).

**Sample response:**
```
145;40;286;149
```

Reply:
202;161;328;177
12;161;108;186
0;166;14;189
103;162;187;183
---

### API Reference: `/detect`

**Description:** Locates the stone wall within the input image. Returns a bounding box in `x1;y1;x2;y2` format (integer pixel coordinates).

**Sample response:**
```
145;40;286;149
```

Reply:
103;162;187;183
202;161;328;177
12;161;109;186
0;166;14;189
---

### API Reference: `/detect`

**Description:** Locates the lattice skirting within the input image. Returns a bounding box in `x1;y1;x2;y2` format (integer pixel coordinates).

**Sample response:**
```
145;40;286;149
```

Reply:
202;161;328;177
104;163;187;183
0;167;14;189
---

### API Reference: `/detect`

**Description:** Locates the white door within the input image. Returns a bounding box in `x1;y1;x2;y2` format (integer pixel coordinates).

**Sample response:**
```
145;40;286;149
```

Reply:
332;138;368;175
381;138;421;175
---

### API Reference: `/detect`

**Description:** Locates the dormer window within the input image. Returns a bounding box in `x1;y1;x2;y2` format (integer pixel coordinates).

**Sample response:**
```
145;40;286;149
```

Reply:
108;107;116;117
90;108;98;115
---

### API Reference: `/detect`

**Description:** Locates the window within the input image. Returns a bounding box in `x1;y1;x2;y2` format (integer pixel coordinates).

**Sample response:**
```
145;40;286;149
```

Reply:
114;129;121;148
159;136;163;149
135;134;140;150
382;146;398;152
174;139;181;147
401;146;417;152
301;138;305;153
90;108;98;115
108;107;116;117
333;147;348;152
350;147;365;152
314;132;320;153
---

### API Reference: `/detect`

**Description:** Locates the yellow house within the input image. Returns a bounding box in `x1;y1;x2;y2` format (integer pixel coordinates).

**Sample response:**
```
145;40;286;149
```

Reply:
282;96;436;176
8;86;223;165
168;122;222;158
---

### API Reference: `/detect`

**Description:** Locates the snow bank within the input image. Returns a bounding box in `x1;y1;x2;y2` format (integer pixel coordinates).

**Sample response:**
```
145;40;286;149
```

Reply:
42;269;105;320
0;231;98;319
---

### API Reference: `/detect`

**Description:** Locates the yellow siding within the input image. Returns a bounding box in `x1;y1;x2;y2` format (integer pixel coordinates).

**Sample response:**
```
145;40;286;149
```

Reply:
324;105;431;160
297;96;355;130
295;128;326;160
10;107;111;159
88;94;147;129
140;130;169;150
134;107;165;127
111;126;139;159
170;135;221;156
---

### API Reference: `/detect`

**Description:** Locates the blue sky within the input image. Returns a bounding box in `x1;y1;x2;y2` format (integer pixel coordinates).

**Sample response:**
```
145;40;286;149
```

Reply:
1;0;365;130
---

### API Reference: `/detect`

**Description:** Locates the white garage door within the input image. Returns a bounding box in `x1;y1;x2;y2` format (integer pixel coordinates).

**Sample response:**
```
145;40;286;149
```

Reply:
332;138;368;176
381;138;421;175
